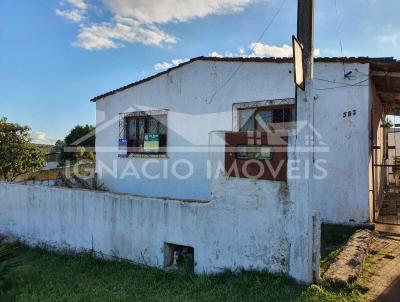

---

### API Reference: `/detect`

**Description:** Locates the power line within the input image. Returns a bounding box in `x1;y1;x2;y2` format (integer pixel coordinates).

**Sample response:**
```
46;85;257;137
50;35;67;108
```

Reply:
314;78;369;91
314;77;369;86
206;0;288;104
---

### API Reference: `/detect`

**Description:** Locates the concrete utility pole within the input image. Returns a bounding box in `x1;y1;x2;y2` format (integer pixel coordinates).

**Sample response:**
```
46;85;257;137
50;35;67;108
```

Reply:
290;0;320;284
297;0;314;85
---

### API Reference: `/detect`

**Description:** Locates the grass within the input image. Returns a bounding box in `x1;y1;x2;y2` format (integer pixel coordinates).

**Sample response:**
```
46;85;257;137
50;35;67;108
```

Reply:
0;223;366;301
356;250;381;293
320;224;361;275
356;234;400;294
1;245;365;302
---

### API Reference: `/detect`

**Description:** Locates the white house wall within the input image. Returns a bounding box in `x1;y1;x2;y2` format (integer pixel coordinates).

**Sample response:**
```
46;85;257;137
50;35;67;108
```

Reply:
96;61;371;223
96;61;295;202
311;63;371;223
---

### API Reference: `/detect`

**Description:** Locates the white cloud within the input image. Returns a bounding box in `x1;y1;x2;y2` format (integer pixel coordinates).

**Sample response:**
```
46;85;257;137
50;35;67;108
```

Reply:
249;43;320;58
380;32;400;47
155;42;322;74
76;19;177;50
55;0;88;23
154;62;174;71
35;132;47;141
67;0;88;10
154;58;188;71
249;42;293;57
154;41;322;74
105;0;257;24
210;51;235;57
210;51;223;58
55;0;261;50
209;43;320;60
55;8;85;23
31;131;58;145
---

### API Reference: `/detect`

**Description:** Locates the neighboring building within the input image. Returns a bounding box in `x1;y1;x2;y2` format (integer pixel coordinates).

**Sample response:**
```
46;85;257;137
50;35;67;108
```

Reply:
91;56;400;225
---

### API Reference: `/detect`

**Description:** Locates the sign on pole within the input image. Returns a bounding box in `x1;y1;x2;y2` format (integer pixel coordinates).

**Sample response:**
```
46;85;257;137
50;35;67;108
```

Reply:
292;35;305;91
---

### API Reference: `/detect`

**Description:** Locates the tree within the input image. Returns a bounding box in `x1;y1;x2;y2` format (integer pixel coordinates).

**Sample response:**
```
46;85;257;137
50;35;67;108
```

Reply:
54;140;65;153
59;124;95;166
0;117;46;181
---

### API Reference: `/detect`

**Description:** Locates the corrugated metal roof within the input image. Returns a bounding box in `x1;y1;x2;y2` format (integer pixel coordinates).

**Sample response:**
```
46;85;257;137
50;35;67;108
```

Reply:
90;56;398;102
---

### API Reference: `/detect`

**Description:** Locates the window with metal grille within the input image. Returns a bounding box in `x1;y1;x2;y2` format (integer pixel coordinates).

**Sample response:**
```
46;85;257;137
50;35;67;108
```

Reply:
238;106;293;132
120;111;167;155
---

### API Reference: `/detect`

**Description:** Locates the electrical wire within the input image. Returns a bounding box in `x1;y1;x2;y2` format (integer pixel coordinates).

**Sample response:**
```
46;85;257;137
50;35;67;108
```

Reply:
314;77;369;86
313;79;369;91
354;68;370;77
206;0;287;104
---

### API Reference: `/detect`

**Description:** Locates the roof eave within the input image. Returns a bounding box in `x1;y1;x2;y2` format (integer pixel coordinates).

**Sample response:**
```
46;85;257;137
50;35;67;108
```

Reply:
90;56;398;102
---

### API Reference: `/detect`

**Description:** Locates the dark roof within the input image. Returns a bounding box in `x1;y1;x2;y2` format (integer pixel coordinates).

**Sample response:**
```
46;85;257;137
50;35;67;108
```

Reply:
90;56;398;102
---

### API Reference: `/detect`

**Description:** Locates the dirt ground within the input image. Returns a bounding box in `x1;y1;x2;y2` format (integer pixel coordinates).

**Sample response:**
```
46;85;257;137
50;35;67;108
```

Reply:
358;233;400;302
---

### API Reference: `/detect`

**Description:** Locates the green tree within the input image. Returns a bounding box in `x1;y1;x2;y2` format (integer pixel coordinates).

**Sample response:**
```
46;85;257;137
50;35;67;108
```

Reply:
59;124;95;166
0;117;46;181
54;139;65;153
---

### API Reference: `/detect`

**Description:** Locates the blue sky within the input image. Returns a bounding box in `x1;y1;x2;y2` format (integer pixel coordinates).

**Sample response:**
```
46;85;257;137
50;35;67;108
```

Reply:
0;0;399;144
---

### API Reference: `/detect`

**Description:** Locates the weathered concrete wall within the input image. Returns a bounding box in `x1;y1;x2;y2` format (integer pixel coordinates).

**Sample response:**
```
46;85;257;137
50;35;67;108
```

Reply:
0;132;319;283
96;61;295;202
311;63;371;224
96;60;371;224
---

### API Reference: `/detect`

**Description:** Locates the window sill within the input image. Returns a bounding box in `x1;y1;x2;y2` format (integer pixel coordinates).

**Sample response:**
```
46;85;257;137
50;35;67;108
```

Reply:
119;153;168;159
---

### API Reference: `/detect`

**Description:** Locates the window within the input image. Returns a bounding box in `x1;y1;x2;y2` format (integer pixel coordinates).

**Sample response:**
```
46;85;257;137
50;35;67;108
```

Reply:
225;132;288;181
124;113;167;154
235;145;273;160
238;106;293;132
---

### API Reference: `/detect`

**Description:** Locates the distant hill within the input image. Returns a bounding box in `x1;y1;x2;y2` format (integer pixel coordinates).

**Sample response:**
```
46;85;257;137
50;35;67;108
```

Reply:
34;143;55;154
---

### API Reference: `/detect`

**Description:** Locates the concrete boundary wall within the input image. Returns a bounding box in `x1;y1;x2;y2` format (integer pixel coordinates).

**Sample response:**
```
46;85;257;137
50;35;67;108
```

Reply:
0;132;319;283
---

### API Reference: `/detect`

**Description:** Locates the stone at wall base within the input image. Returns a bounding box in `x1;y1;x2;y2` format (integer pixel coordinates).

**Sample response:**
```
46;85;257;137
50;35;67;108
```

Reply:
323;229;373;284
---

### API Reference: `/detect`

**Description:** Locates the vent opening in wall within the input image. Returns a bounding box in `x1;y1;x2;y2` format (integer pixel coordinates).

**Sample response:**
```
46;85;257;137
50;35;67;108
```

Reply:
164;243;194;272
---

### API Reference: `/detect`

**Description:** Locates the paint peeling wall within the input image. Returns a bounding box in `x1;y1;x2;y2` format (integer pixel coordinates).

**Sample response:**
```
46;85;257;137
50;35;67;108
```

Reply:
0;132;316;283
96;61;372;223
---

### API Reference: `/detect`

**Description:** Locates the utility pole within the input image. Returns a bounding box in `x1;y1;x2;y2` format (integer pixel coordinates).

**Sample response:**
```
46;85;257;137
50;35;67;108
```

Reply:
290;0;320;284
297;0;314;86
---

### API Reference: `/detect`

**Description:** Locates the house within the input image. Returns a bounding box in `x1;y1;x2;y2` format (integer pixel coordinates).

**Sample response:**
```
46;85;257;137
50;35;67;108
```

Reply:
3;56;400;285
91;56;400;225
